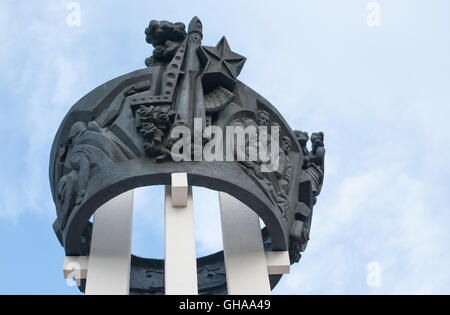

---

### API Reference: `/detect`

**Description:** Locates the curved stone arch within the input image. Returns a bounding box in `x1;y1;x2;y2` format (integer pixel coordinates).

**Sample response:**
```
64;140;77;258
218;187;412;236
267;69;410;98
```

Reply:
50;68;159;199
59;161;288;295
50;59;322;294
62;160;288;256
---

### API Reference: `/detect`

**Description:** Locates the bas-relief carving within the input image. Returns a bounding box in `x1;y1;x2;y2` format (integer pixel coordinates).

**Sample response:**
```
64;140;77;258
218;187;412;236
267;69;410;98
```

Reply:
296;131;325;203
51;16;326;294
145;20;187;67
136;105;176;161
288;130;326;263
227;108;300;225
54;121;134;238
129;256;227;295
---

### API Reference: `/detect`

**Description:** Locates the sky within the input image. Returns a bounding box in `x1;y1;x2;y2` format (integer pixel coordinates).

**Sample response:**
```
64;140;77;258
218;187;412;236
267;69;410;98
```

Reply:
0;0;449;295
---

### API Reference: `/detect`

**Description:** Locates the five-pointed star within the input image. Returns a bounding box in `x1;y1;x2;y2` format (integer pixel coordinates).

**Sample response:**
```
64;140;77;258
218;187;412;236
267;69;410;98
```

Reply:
199;36;247;82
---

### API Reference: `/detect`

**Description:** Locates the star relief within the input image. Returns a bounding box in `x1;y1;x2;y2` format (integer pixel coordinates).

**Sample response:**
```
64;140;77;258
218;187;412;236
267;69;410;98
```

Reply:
198;36;247;92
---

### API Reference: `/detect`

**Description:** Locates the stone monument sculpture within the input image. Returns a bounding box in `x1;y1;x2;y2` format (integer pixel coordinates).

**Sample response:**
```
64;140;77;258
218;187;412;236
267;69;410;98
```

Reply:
50;17;325;295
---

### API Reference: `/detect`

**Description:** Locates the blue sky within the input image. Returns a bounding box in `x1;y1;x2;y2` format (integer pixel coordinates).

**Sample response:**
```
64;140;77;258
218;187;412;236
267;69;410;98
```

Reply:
1;0;450;294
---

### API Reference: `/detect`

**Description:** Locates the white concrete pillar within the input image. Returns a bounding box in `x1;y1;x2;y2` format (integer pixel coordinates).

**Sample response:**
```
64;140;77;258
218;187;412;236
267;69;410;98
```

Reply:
85;190;134;295
219;192;271;295
164;173;198;295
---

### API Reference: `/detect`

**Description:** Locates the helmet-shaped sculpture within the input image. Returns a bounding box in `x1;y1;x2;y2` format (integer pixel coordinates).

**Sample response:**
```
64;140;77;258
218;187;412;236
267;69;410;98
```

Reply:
50;17;325;294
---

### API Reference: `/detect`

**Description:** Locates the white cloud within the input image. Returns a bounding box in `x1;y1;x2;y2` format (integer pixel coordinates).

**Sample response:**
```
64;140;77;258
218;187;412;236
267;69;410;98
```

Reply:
274;158;450;294
0;1;90;221
0;186;20;223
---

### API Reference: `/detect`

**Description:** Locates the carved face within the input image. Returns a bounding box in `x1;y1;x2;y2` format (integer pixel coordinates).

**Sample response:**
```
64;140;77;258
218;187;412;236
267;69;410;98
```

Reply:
155;109;174;125
282;136;291;152
257;111;270;126
310;132;324;150
311;132;323;143
294;131;309;148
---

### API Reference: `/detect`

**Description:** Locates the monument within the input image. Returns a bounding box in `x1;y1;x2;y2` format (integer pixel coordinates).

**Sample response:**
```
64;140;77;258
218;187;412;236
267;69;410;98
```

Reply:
50;17;325;295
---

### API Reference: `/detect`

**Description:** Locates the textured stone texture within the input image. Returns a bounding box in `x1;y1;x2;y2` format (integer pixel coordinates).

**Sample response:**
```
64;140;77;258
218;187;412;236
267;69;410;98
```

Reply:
50;17;325;294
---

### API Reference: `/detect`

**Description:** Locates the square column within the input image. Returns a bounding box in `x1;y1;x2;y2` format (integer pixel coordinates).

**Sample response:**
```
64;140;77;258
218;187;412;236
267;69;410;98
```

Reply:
85;190;134;295
164;173;198;295
219;192;271;295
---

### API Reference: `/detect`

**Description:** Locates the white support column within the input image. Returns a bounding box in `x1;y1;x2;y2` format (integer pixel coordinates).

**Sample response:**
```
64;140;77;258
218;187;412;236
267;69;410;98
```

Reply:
219;192;271;295
85;190;134;295
165;173;198;295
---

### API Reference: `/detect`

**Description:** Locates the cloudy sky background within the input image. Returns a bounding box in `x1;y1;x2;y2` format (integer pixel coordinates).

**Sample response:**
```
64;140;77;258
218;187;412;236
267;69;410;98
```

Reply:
1;0;449;294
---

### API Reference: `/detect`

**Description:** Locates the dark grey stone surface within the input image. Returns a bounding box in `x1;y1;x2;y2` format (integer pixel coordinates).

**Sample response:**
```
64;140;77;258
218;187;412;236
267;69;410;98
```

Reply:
50;17;325;294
